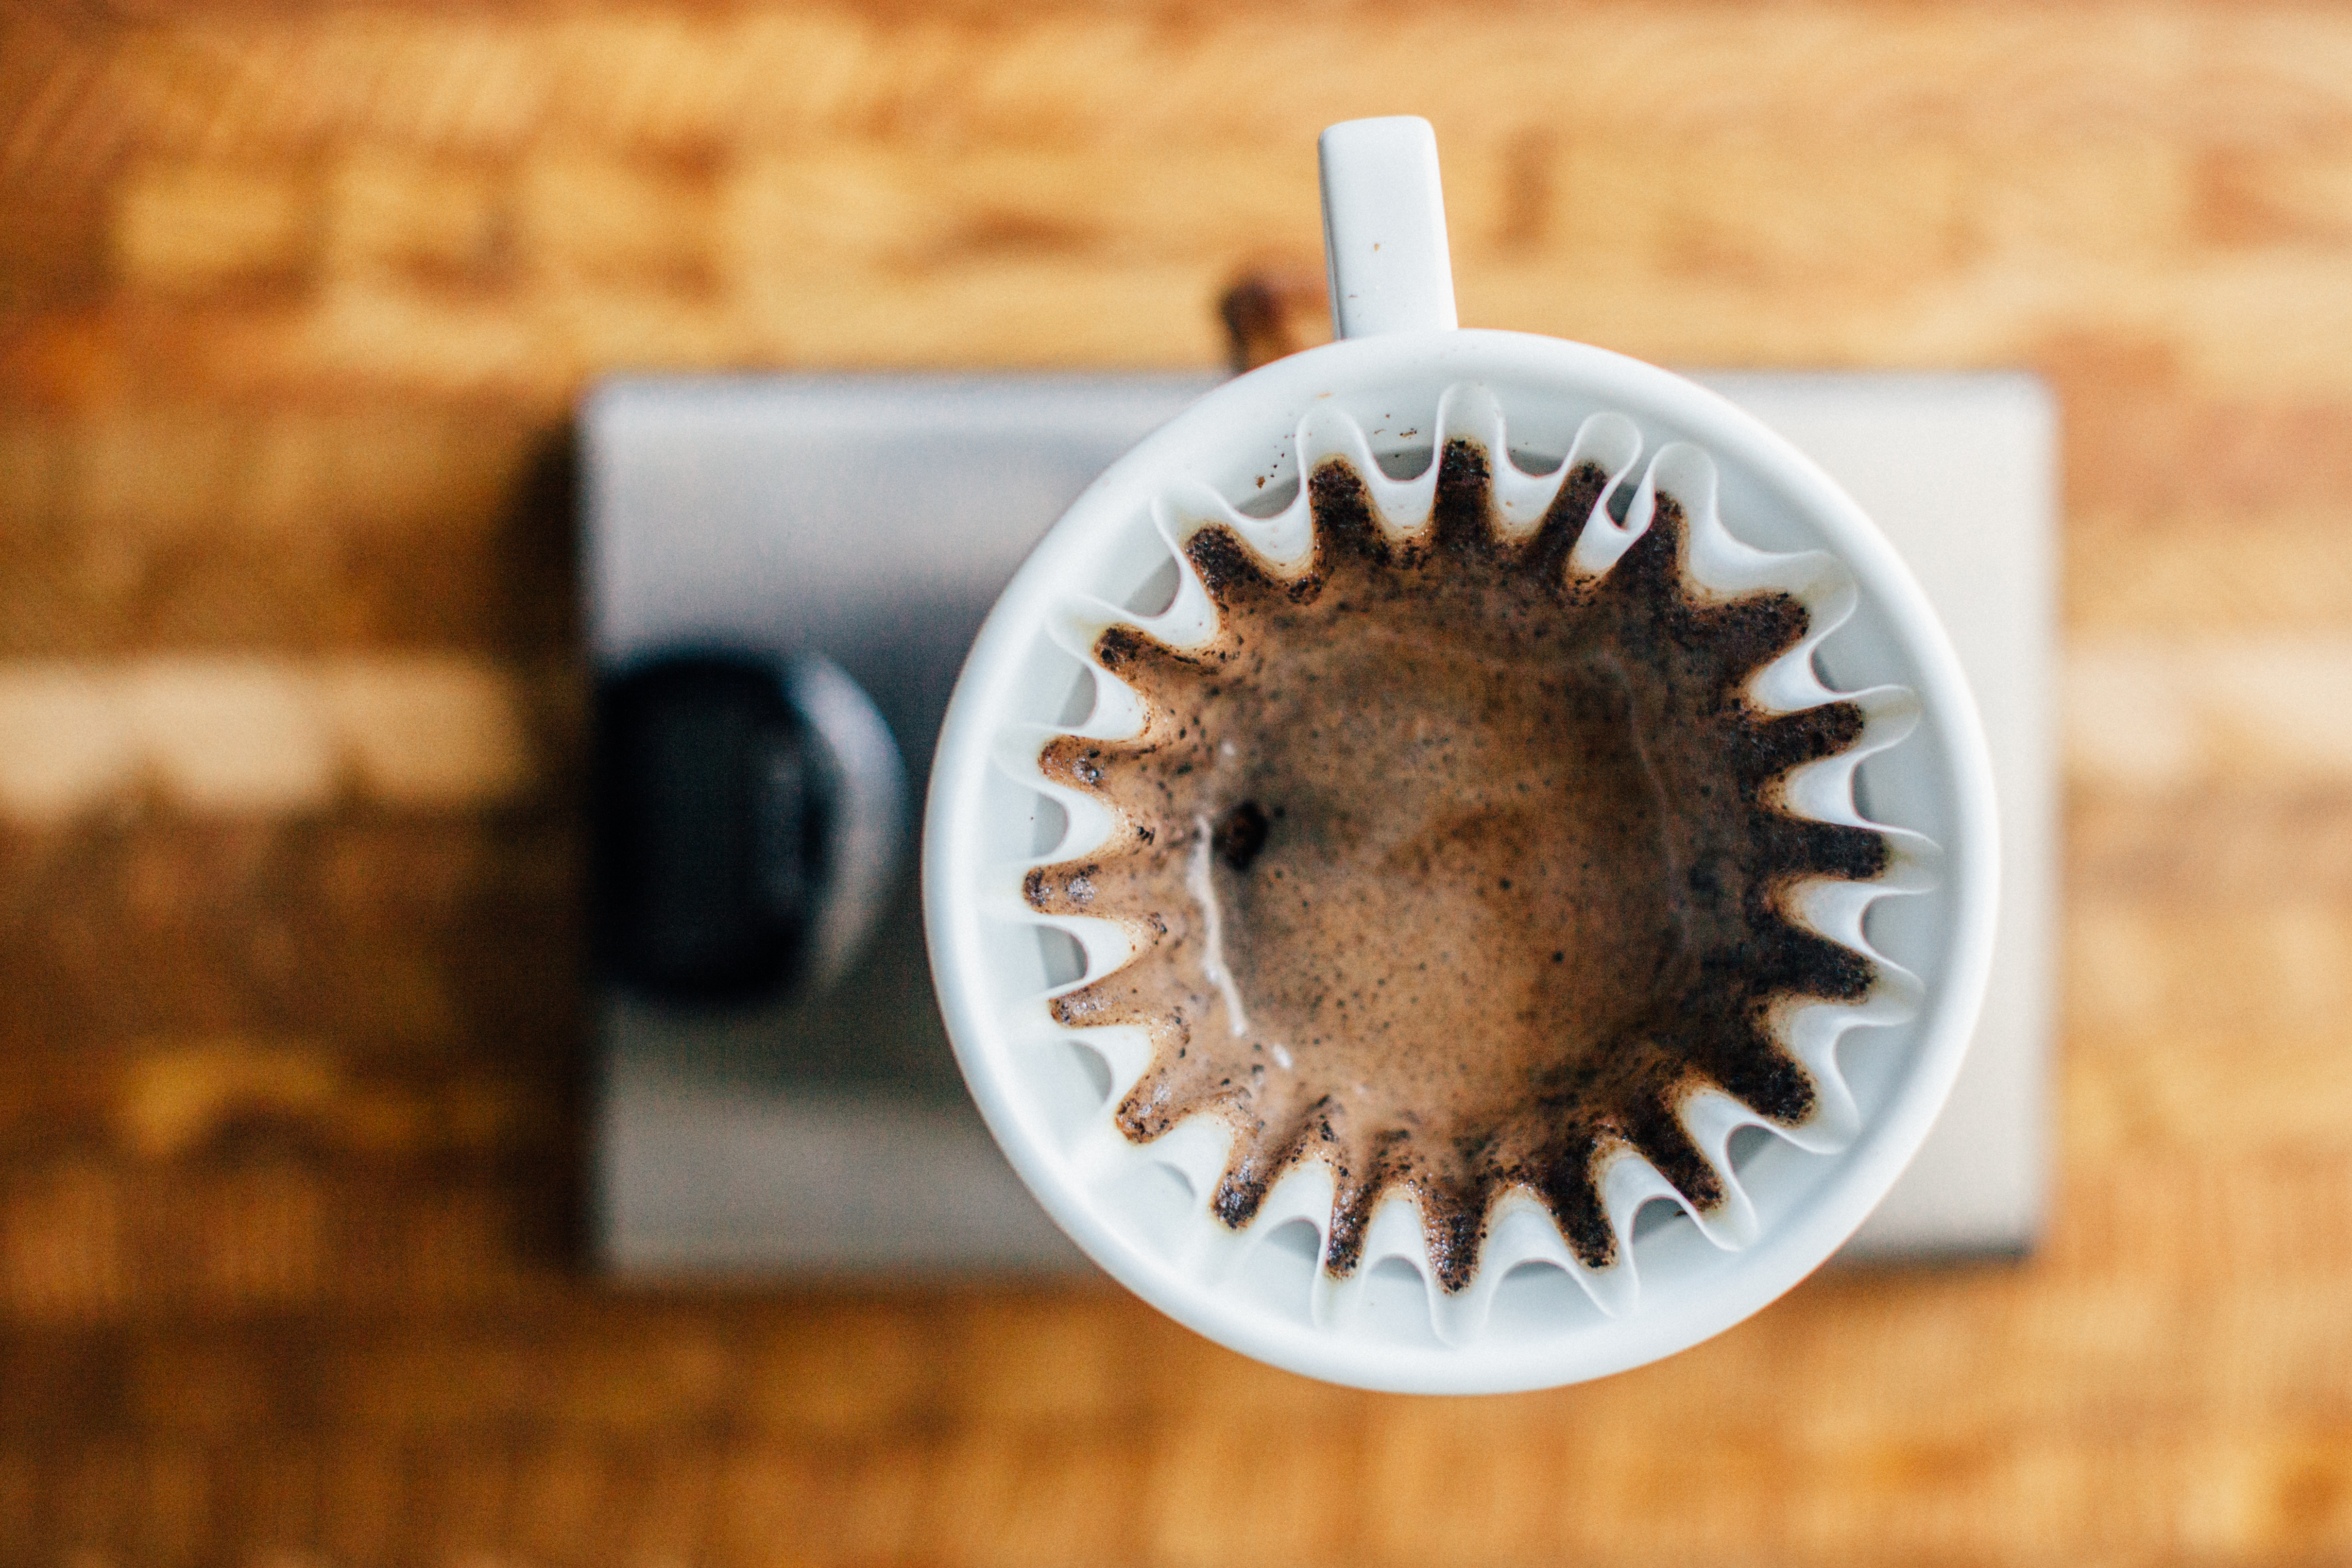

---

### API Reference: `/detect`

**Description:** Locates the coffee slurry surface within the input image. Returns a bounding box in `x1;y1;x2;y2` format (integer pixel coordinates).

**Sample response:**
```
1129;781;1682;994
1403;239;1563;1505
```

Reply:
1026;444;1891;1290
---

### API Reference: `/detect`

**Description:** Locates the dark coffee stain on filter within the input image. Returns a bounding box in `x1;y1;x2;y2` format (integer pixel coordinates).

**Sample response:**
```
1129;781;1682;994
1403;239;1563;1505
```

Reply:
1028;441;1891;1290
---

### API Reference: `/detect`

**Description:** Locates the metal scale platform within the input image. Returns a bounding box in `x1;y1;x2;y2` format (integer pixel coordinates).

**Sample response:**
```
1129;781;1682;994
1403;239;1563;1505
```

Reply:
585;369;2055;1278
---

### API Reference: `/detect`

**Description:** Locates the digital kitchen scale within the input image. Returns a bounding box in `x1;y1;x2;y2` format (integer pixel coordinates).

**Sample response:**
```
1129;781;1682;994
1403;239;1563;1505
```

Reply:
584;370;2055;1277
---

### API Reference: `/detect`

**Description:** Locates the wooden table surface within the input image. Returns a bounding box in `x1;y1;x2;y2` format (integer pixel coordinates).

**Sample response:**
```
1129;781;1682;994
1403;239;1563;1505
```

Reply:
4;2;2352;1563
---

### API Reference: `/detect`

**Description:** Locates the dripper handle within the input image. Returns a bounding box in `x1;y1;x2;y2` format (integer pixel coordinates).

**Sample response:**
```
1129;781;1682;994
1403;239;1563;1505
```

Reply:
1318;116;1460;339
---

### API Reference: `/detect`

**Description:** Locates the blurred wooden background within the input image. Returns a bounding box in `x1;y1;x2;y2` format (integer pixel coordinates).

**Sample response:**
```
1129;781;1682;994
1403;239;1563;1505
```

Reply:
6;1;2352;1563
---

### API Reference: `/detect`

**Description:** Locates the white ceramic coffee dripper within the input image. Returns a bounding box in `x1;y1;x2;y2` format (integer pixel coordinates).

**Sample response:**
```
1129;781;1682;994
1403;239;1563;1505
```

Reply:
924;117;1997;1393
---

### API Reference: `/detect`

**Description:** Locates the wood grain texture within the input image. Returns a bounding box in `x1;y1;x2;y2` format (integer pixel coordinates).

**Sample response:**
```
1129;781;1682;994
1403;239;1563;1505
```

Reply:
8;0;2352;1564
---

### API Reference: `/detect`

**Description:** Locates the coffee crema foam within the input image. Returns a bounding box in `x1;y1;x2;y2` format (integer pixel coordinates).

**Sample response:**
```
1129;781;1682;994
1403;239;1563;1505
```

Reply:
1025;442;1891;1291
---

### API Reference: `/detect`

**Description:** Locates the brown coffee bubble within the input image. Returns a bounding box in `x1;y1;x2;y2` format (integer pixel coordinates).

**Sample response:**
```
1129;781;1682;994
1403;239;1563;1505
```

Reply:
1028;441;1890;1291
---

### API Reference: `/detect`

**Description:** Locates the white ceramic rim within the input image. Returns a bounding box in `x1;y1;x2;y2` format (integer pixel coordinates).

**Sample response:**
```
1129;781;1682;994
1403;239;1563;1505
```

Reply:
924;326;1999;1392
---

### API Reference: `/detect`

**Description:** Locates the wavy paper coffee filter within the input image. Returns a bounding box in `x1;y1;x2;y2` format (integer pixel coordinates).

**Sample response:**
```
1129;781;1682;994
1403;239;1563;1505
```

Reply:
928;331;1994;1390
